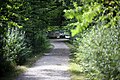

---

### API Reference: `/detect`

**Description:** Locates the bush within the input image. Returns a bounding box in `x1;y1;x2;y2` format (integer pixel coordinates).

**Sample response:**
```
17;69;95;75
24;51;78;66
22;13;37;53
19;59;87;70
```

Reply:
33;31;50;53
4;27;31;65
0;27;31;74
74;25;120;80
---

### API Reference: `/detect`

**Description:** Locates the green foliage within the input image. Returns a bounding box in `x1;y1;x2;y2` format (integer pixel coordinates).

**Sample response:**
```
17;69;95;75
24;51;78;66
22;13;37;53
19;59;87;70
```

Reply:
0;1;28;71
5;27;31;65
64;2;101;36
0;27;31;75
33;31;50;53
64;0;120;80
0;0;62;75
74;25;120;80
0;0;66;75
23;0;65;52
64;0;120;36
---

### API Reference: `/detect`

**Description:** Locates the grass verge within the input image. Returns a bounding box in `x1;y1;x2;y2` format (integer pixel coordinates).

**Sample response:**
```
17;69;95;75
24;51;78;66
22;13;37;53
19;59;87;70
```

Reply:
65;41;86;80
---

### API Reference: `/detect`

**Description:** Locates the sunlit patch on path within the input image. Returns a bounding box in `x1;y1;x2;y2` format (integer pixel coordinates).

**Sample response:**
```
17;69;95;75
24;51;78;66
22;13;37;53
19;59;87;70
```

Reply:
17;39;71;80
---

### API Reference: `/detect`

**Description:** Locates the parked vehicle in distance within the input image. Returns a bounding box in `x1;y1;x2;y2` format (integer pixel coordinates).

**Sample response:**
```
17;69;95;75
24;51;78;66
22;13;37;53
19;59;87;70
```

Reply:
65;34;70;39
47;31;60;38
59;30;65;38
47;30;71;39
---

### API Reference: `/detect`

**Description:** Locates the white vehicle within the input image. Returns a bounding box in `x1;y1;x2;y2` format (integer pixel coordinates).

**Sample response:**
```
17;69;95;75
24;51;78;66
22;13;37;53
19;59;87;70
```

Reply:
65;35;70;39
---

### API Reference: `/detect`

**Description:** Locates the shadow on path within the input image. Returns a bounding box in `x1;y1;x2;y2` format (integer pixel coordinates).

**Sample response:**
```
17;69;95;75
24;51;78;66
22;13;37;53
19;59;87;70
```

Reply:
17;39;71;80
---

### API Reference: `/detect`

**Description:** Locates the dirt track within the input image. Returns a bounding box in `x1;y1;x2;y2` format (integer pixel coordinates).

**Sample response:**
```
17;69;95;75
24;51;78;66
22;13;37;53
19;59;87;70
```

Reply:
17;39;70;80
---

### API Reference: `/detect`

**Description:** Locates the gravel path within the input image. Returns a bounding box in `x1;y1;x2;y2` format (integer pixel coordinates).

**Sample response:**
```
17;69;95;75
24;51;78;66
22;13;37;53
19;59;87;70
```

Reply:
17;39;71;80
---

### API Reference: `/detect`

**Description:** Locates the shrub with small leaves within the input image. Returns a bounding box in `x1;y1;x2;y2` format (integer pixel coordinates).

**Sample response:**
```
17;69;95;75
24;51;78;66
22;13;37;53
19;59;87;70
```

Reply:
33;31;50;53
74;25;120;80
4;27;31;65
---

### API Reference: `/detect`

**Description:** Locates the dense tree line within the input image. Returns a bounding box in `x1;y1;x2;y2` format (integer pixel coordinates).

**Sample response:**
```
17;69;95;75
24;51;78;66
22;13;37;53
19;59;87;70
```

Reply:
64;0;120;79
0;0;64;75
1;0;119;79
